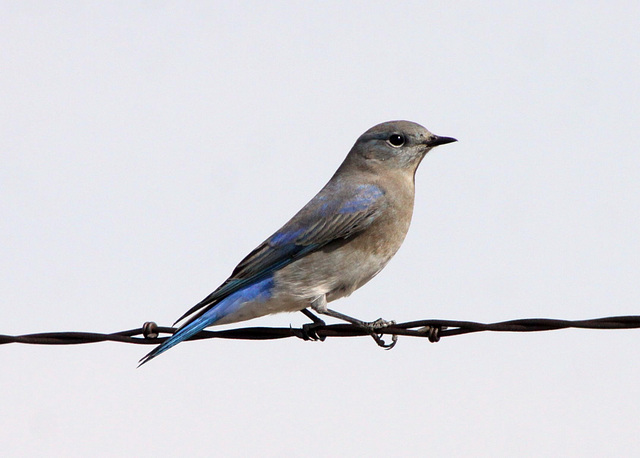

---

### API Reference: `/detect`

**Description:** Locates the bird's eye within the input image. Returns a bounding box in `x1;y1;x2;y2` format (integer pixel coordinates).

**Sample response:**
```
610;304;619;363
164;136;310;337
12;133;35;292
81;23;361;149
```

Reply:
387;134;405;147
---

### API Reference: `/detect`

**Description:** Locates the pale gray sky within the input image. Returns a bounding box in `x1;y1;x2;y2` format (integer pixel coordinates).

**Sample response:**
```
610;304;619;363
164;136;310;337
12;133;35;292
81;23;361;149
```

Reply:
2;2;639;456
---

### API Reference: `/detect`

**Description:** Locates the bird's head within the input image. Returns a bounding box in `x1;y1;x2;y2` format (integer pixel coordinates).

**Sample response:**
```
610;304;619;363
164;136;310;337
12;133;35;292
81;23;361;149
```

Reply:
346;120;456;175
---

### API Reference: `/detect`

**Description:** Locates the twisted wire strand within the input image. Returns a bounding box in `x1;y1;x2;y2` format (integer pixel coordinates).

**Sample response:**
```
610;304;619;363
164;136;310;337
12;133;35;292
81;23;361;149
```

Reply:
1;315;639;346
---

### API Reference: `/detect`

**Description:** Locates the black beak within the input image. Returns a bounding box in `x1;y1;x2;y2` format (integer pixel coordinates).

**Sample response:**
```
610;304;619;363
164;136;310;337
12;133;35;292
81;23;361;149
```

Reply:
426;135;457;147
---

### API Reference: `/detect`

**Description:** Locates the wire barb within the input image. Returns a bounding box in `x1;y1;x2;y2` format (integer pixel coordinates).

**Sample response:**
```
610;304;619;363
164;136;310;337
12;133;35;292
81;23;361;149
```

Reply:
1;315;639;347
142;321;159;339
417;326;441;343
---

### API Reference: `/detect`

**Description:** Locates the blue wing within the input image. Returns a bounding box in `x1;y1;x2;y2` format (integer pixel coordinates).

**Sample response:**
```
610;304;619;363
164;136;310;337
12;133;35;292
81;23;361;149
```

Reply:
174;182;386;326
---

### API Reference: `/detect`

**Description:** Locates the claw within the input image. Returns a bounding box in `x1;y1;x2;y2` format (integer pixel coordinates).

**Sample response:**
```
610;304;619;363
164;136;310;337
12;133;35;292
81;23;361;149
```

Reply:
365;319;397;349
299;308;327;341
301;321;326;341
371;332;398;349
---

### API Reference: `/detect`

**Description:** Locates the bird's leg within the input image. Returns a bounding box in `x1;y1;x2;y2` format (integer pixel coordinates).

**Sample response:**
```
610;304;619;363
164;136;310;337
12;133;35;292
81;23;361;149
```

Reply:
300;308;325;324
299;308;326;341
310;296;393;329
310;296;398;349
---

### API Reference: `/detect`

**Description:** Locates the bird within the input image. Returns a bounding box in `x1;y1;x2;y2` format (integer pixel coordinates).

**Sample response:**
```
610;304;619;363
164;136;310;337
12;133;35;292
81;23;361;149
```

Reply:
139;120;456;365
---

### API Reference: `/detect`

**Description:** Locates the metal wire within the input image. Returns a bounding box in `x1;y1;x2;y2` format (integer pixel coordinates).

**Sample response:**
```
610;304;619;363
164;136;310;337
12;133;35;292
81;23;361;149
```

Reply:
1;315;639;347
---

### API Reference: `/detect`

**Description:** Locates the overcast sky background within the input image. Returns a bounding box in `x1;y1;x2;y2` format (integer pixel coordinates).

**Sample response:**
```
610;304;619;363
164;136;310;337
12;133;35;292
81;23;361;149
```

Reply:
2;2;639;457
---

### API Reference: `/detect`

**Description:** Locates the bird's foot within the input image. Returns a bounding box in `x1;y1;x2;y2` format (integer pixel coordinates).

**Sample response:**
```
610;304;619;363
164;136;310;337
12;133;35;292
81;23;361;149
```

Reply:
367;318;395;329
310;306;399;349
300;308;327;341
364;318;398;350
301;321;327;341
370;332;398;349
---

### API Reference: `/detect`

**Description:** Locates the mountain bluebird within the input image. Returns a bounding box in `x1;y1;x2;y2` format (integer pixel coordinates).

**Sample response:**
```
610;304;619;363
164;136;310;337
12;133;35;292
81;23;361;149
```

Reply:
139;120;456;365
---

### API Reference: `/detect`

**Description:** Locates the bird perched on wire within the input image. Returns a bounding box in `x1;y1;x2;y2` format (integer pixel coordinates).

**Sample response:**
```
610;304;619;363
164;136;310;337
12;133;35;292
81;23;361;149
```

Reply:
139;120;456;365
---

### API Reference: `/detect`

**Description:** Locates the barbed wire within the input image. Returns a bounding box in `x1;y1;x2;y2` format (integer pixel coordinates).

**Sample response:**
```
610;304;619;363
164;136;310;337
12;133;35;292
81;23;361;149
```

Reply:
1;315;639;348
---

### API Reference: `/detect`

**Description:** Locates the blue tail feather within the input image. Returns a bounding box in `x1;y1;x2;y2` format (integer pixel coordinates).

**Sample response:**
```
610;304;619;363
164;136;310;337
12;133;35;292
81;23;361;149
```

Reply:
138;275;274;366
